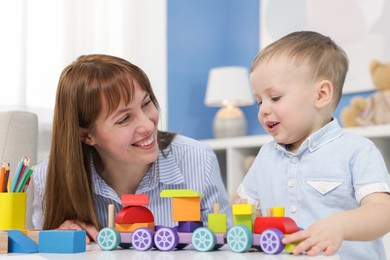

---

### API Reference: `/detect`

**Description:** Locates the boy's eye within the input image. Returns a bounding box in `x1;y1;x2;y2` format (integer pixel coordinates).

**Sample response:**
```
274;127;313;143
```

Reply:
271;96;281;102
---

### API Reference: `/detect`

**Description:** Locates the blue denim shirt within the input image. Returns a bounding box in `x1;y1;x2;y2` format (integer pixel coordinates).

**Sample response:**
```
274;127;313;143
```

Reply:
238;119;390;259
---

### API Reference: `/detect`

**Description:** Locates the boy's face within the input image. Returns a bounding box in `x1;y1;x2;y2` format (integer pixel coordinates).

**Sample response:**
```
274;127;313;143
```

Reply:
250;56;326;152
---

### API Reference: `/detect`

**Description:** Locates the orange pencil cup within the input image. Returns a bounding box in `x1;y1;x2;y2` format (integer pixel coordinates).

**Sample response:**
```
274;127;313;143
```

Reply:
0;192;26;230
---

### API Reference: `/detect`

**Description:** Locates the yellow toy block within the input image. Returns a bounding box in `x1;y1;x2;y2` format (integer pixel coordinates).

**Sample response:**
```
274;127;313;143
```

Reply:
172;197;200;221
160;189;204;198
0;231;7;254
232;201;254;231
115;222;155;233
232;204;253;215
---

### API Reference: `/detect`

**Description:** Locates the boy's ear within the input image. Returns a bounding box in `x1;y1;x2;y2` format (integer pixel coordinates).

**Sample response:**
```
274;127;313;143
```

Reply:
315;80;333;109
79;127;95;145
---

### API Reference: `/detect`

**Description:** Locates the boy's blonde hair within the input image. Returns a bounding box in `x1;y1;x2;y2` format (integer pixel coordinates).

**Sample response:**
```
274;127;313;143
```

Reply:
251;31;349;107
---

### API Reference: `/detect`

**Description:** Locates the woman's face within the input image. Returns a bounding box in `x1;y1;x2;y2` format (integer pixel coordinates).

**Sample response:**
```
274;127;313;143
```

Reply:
84;82;160;167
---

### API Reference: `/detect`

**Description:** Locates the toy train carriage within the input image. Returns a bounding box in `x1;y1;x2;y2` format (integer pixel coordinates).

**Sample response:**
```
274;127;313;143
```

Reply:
226;205;299;254
97;194;157;251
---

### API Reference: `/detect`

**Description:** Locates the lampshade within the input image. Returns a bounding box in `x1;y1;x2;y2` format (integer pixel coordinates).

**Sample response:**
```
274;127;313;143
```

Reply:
204;66;254;138
205;66;254;107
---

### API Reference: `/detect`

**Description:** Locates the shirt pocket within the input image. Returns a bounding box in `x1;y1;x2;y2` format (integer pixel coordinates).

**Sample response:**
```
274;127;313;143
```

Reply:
306;179;343;195
304;177;348;208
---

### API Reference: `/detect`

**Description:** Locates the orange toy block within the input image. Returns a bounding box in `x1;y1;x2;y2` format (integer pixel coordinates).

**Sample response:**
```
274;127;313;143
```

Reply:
116;206;154;224
115;222;155;233
0;231;7;254
172;197;200;222
122;194;149;207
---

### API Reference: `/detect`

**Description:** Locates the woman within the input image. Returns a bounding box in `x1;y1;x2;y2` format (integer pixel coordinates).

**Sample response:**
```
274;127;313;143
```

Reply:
32;54;231;243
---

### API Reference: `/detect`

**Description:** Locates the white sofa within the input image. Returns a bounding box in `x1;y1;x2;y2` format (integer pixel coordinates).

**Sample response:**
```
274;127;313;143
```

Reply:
0;110;38;229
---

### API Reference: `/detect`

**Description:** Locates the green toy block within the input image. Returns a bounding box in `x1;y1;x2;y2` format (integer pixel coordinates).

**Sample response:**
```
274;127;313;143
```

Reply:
208;213;227;233
160;189;204;198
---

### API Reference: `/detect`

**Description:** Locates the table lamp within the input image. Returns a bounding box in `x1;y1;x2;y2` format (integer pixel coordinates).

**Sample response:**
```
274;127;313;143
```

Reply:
205;66;254;138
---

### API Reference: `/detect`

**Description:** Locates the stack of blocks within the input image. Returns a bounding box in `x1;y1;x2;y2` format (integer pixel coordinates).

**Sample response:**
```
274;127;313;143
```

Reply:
232;200;254;232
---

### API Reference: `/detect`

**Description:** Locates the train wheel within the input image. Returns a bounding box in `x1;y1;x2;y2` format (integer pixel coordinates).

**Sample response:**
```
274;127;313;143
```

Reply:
260;228;285;254
192;227;216;252
97;227;120;251
226;225;253;253
154;227;179;251
132;228;154;251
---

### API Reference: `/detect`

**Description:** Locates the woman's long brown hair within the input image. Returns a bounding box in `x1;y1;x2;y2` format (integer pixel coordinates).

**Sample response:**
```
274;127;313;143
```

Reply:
43;54;175;230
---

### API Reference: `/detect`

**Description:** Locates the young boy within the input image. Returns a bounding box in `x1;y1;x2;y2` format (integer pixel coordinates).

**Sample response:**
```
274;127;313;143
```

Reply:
237;31;390;259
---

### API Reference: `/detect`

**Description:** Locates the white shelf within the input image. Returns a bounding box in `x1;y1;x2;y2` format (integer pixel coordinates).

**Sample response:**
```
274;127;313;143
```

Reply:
202;124;390;197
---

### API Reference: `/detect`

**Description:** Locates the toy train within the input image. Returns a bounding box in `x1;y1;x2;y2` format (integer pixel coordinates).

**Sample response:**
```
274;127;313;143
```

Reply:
96;189;300;254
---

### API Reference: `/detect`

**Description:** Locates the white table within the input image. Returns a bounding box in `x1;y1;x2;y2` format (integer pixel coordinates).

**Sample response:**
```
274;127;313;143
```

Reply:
0;243;339;260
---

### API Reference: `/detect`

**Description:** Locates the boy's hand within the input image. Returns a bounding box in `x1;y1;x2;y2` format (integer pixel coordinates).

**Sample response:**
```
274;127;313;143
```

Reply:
58;219;99;244
282;217;344;256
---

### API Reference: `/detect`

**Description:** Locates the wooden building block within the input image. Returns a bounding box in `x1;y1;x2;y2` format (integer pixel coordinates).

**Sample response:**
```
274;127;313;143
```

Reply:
0;231;7;254
39;230;86;253
115;222;155;233
27;230;40;244
233;215;253;232
208;213;227;233
232;204;253;215
116;206;154;224
160;189;203;198
122;194;149;207
172;197;200;221
6;230;38;253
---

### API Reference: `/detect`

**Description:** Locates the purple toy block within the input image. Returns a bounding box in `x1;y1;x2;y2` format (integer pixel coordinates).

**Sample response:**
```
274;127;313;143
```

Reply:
39;230;86;253
6;230;38;253
178;221;203;232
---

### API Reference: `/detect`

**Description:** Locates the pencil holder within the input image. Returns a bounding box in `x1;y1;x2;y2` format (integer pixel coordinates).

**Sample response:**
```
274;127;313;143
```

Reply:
0;192;26;230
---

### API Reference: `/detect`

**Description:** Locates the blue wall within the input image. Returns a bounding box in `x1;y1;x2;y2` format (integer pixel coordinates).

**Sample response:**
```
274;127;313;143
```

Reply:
168;0;374;139
168;0;260;139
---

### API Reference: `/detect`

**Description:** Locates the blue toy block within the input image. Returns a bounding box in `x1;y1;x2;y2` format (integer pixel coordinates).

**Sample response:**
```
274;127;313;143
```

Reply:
39;230;86;253
5;230;38;253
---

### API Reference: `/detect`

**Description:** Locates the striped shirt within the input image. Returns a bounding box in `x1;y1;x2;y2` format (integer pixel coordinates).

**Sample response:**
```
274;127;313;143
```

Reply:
32;135;232;229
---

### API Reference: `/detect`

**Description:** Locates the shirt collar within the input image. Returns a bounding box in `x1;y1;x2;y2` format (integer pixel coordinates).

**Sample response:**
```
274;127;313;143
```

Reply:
275;118;343;154
91;143;186;196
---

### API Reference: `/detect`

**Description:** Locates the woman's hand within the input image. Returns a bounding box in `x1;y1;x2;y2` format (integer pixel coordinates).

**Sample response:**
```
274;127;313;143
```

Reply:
58;219;99;244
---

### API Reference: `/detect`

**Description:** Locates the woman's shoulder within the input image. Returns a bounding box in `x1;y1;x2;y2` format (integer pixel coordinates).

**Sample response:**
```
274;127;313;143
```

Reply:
32;159;49;185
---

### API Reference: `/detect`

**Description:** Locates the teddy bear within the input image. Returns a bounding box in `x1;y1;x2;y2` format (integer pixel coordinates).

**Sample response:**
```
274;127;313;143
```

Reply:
340;60;390;127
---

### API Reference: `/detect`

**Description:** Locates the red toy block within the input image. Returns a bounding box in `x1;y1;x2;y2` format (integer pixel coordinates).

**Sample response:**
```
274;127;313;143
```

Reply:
122;194;149;207
253;216;299;235
116;205;154;224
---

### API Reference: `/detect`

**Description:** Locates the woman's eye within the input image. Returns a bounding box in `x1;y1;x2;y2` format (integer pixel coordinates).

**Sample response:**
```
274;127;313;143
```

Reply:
142;99;153;108
117;115;130;125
